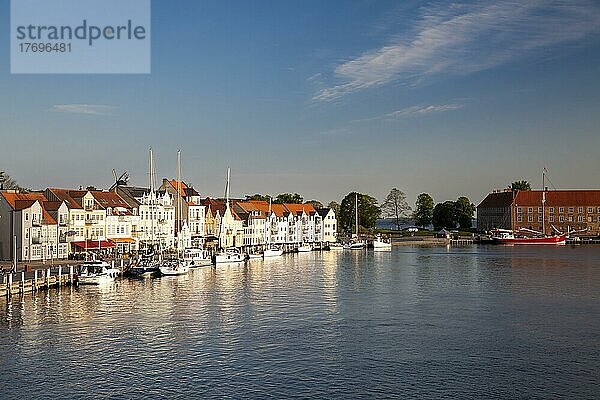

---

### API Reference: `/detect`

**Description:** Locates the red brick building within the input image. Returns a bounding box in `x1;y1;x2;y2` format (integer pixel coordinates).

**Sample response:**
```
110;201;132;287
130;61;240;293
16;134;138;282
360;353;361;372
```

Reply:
477;190;600;236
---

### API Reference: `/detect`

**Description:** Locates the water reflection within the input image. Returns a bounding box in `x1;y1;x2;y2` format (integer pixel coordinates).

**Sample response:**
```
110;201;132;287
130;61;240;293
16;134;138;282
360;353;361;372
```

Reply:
0;246;599;399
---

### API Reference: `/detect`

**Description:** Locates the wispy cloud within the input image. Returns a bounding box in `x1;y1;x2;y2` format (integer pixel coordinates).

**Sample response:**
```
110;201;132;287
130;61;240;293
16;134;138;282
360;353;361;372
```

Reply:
314;0;600;101
387;103;464;118
49;104;117;116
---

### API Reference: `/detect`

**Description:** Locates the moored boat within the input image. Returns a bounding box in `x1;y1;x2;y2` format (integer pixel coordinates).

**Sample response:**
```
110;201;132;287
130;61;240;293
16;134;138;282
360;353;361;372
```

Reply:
490;229;566;245
297;244;312;252
327;242;344;251
372;235;392;250
183;248;212;267
78;260;120;285
214;248;245;264
263;246;283;257
159;258;190;276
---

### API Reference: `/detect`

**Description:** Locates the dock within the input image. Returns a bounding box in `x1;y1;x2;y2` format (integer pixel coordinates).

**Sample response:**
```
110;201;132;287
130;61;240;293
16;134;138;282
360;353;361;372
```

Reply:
0;265;77;297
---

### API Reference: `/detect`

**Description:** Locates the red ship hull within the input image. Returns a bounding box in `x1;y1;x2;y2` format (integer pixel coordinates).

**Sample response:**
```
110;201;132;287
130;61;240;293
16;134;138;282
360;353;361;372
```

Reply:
492;234;567;245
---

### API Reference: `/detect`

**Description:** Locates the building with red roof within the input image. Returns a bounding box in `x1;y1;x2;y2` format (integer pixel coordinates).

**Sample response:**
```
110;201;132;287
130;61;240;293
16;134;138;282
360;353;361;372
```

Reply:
477;189;600;235
0;191;70;262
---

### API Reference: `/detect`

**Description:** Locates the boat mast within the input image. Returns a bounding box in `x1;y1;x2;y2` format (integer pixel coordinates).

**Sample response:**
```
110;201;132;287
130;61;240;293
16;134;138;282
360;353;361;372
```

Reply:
149;147;155;253
542;167;546;235
268;196;272;246
355;193;359;238
177;149;182;253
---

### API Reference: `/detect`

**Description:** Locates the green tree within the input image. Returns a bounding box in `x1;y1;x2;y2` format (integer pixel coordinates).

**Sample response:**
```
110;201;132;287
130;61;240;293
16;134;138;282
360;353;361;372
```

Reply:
511;180;531;191
454;196;475;229
245;193;271;202
274;193;303;204
432;201;456;230
339;192;381;233
0;171;20;190
380;188;411;230
413;193;434;228
305;200;323;209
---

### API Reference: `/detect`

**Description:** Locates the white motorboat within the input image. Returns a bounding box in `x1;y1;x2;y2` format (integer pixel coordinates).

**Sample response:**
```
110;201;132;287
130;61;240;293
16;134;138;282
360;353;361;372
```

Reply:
372;235;392;250
183;248;212;267
78;260;120;285
327;242;344;251
247;252;263;259
159;259;189;276
297;244;312;252
263;247;283;257
214;248;245;264
344;241;366;250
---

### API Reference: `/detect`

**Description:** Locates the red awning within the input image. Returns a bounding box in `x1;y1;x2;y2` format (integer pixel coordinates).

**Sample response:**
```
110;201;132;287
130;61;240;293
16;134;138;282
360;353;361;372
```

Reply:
71;240;116;250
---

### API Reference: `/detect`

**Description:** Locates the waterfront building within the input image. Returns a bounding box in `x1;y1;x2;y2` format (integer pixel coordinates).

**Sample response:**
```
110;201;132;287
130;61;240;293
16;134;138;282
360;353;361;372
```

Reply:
233;201;268;247
116;186;176;251
0;191;69;262
89;190;139;254
477;189;600;235
201;198;243;249
160;179;206;249
284;203;320;244
316;208;337;243
45;188;115;254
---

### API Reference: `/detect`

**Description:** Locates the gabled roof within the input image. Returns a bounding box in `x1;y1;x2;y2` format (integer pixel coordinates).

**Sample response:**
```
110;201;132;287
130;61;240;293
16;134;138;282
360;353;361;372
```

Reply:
284;203;317;216
1;191;47;209
90;190;130;209
42;201;64;212
46;188;83;209
315;208;332;218
477;191;515;209
14;199;38;210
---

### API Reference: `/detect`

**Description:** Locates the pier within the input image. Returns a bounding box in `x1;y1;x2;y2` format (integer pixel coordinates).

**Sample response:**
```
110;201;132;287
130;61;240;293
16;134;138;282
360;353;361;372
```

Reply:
0;265;77;297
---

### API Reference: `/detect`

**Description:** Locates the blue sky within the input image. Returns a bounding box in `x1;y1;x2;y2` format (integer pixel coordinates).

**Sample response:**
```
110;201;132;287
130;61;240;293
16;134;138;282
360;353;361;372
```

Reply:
1;0;600;206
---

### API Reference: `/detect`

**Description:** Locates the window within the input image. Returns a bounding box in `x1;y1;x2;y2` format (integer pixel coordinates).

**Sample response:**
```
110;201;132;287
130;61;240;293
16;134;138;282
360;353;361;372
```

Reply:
568;216;573;222
568;207;574;213
549;216;554;222
559;207;564;213
559;216;565;222
528;215;533;222
528;207;533;213
578;207;584;213
25;213;28;221
517;207;522;213
578;216;584;222
549;207;554;213
538;207;543;213
588;207;594;213
538;216;542;222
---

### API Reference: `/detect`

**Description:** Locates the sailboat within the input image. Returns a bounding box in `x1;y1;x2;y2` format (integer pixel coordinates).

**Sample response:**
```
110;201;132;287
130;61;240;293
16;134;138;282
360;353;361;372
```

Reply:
129;148;161;278
491;168;566;245
160;150;190;276
263;197;284;257
345;193;366;249
214;167;245;264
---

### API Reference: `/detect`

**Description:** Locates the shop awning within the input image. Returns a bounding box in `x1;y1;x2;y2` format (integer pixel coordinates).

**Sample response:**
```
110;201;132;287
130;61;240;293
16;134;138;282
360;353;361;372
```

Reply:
71;240;116;250
110;237;136;243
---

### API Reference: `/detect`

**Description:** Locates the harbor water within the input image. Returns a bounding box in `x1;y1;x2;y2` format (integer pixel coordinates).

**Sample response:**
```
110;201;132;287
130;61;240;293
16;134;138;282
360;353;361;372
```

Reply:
1;246;599;399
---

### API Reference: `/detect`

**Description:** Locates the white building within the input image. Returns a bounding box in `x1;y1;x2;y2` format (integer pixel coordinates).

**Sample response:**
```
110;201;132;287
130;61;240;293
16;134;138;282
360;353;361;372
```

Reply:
0;191;69;262
160;179;206;249
316;208;337;243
